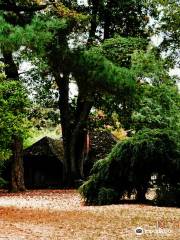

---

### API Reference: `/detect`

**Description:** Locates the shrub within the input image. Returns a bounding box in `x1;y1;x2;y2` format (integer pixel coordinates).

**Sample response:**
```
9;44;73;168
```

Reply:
80;128;180;205
155;183;180;207
98;187;119;205
79;175;102;205
79;177;119;205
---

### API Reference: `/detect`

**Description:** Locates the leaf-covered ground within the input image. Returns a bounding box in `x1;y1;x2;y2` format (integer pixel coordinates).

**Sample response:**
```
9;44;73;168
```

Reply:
0;190;180;239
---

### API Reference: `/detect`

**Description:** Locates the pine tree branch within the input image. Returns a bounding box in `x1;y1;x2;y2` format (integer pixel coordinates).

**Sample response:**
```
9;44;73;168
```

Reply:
0;3;47;12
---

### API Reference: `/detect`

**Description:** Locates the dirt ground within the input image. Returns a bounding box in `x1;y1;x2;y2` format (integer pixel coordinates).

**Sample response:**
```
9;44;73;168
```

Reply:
0;190;180;240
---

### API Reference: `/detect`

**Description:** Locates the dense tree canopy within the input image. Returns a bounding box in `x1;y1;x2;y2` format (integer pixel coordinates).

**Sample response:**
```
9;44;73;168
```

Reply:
0;0;179;190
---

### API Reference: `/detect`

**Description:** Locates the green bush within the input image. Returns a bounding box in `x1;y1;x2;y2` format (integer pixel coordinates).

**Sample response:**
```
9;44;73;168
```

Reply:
155;183;180;207
80;129;180;205
79;178;119;205
0;159;10;188
98;187;119;205
79;175;102;205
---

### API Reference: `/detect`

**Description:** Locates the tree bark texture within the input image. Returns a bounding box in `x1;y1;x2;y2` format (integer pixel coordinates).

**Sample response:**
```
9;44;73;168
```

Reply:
70;98;93;180
87;1;98;45
56;73;72;186
54;72;93;187
48;31;94;187
11;136;25;192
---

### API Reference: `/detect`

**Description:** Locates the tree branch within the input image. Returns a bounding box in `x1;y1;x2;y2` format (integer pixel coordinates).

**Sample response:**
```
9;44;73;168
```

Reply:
0;3;47;12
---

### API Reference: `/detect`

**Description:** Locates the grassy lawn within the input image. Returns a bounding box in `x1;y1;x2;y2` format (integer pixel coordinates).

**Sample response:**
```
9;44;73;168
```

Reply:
0;190;180;239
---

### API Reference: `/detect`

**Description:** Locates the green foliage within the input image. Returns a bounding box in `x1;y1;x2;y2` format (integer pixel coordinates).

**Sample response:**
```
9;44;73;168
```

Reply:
155;183;180;207
0;16;22;51
99;36;147;68
24;126;61;149
131;50;169;84
73;49;135;96
52;2;89;23
132;84;180;131
0;75;29;160
80;129;180;205
97;0;152;38
23;15;68;55
0;141;9;188
0;177;8;189
97;187;119;205
154;0;180;66
90;39;179;132
86;37;148;129
1;0;179;188
0;13;68;55
79;175;100;205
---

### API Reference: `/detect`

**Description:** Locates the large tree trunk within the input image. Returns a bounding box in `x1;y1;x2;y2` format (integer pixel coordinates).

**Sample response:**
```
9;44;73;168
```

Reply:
11;136;25;192
103;1;112;40
49;30;94;187
54;71;93;187
2;50;26;192
87;2;98;45
56;73;73;186
69;99;93;182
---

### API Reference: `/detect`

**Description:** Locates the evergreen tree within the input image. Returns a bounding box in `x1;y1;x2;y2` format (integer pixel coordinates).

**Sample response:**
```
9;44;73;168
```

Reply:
0;64;29;191
0;0;168;187
0;0;46;191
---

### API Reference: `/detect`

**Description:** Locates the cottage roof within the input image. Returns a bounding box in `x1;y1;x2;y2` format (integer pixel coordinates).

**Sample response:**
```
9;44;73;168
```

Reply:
24;130;117;163
24;136;64;162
